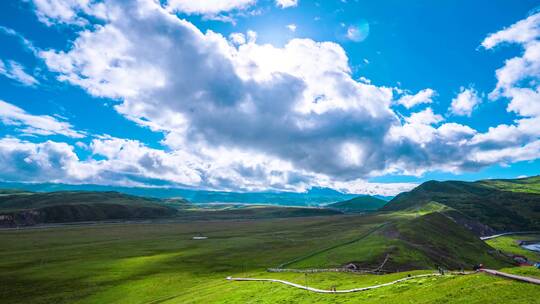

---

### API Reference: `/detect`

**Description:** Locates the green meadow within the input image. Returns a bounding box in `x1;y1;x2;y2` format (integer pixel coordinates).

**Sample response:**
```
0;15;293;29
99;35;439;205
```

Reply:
1;214;539;303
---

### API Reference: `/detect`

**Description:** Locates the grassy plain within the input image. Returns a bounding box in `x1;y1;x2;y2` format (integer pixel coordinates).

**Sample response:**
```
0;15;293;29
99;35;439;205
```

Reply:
1;213;539;303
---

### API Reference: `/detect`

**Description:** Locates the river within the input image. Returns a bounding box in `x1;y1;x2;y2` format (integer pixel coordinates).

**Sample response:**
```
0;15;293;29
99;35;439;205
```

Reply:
522;243;540;253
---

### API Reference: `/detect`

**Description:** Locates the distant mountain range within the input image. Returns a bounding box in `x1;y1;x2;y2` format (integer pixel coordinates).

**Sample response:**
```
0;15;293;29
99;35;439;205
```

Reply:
0;190;179;227
0;182;392;206
1;176;539;235
0;189;345;227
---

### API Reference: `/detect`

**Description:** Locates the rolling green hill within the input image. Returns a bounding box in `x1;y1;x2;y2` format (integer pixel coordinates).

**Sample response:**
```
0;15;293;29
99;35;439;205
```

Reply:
1;213;533;304
382;176;540;233
326;195;388;212
286;211;511;271
0;190;343;227
479;176;540;194
0;191;181;227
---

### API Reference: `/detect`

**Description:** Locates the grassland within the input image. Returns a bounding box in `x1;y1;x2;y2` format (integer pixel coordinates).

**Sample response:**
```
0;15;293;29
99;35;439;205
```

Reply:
487;235;540;262
287;212;511;271
1;212;538;304
480;176;540;194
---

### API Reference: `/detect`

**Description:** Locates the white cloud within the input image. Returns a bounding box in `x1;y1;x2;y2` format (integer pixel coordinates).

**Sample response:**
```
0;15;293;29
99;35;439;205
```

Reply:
276;0;298;9
475;12;540;152
39;0;401;181
405;108;443;125
389;108;443;145
31;0;107;25
90;136;203;185
328;179;418;197
0;59;39;86
0;135;417;195
287;24;297;32
24;1;540;192
482;13;540;117
482;13;540;49
469;140;540;167
0;137;96;183
166;0;256;15
436;123;476;142
450;87;481;116
229;32;246;45
397;88;436;109
247;30;258;43
0;100;84;138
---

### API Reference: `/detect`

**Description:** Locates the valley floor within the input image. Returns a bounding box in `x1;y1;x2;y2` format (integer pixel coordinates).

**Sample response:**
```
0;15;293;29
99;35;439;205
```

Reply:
0;214;539;303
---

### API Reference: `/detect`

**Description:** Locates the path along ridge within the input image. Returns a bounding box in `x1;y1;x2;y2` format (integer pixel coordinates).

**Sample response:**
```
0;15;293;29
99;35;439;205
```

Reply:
227;273;443;294
227;269;540;294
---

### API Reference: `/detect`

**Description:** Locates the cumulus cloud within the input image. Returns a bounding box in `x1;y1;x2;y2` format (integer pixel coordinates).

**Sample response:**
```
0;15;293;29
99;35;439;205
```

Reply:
397;88;436;109
166;0;255;15
405;108;443;125
0;137;95;183
0;135;415;195
389;108;444;146
475;12;540;154
482;13;540;115
39;0;400;181
450;87;481;116
276;0;298;9
0;100;84;138
20;0;540;193
229;32;246;45
0;59;39;86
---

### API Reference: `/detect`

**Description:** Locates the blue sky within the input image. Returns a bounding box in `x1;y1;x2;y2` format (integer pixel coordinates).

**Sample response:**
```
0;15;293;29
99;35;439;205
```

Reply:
0;0;539;195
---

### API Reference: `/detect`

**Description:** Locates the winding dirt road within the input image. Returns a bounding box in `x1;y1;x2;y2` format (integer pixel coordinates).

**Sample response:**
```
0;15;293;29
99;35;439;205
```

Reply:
480;231;540;241
227;269;540;294
480;269;540;285
226;273;443;293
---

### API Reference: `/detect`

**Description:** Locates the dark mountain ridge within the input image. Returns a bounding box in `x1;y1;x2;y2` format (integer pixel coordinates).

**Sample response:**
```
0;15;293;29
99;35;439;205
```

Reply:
382;176;540;234
327;195;388;212
0;182;359;206
0;191;181;227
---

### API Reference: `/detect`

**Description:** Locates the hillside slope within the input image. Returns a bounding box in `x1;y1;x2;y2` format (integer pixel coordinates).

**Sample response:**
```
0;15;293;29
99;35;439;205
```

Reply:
287;212;511;271
382;176;540;233
0;191;180;227
327;196;387;212
0;190;344;227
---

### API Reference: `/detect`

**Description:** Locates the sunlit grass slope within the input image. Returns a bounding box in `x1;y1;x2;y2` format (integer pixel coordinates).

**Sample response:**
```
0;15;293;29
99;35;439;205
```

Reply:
383;176;540;232
1;213;535;304
288;212;510;271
